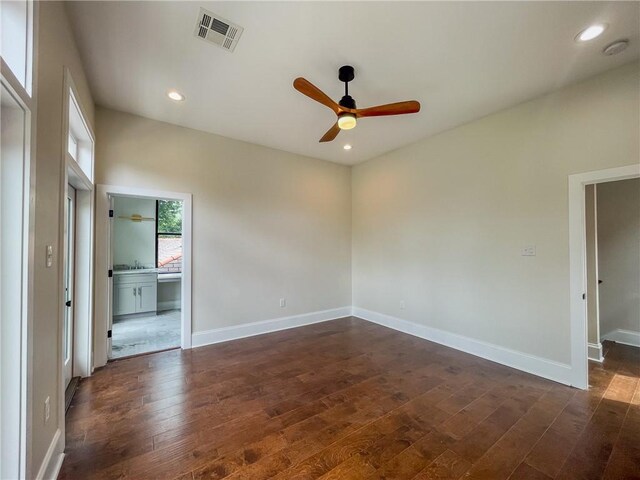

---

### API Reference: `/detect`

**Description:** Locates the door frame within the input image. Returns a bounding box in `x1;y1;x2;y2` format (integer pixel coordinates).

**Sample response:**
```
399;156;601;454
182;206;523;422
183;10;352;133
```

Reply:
0;66;36;480
0;0;38;472
60;67;95;384
568;163;639;389
58;67;95;479
94;185;193;368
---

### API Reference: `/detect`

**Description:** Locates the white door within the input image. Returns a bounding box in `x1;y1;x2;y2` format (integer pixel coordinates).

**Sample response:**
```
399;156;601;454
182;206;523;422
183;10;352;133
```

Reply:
138;283;157;313
107;194;114;358
63;185;76;388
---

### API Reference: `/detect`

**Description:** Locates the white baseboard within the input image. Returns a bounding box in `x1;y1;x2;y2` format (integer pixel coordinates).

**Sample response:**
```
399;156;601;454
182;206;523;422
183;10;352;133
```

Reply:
191;306;353;348
601;329;640;348
588;342;604;362
191;305;577;387
352;307;573;386
35;428;64;480
157;300;180;311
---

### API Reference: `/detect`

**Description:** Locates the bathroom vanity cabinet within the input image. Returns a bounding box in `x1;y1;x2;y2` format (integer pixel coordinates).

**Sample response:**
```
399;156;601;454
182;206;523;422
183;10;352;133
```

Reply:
113;271;158;316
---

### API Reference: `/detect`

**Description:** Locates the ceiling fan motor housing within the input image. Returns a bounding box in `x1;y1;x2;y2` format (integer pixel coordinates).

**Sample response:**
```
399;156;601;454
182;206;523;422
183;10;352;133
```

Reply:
338;66;357;109
339;95;356;109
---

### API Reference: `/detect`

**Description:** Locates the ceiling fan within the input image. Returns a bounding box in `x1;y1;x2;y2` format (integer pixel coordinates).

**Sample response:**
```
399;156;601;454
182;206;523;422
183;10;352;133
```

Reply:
293;65;421;143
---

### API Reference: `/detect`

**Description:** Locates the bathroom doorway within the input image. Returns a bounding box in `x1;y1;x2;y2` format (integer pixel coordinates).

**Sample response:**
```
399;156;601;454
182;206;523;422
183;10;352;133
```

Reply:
94;185;192;368
109;195;184;359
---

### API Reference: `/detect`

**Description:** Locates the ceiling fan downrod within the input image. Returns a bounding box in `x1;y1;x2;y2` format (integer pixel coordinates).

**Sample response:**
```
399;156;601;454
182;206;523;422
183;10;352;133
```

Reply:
338;65;356;110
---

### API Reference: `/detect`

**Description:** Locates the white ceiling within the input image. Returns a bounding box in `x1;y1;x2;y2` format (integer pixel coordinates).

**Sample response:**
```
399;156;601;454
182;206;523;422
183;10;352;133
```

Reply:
66;1;639;165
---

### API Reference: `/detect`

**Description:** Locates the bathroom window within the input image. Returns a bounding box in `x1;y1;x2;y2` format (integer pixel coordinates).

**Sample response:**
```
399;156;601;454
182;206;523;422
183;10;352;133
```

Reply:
156;200;182;274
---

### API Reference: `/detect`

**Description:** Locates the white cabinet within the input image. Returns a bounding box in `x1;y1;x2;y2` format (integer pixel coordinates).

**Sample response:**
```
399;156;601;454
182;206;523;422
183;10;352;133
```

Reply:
113;272;157;316
138;283;157;313
114;284;137;316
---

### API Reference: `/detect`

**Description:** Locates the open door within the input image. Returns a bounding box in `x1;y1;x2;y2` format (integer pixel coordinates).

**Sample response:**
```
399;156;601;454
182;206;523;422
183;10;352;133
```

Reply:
107;194;115;359
585;184;603;362
63;184;76;388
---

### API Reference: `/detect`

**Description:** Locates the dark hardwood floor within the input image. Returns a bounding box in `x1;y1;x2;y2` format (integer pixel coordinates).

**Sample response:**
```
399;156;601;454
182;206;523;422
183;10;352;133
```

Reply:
59;317;640;480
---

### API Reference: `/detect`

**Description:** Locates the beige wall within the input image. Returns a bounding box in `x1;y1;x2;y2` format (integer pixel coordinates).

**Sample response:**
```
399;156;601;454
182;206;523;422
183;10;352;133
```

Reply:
597;178;640;337
352;62;640;365
113;196;156;268
95;108;352;335
32;1;95;474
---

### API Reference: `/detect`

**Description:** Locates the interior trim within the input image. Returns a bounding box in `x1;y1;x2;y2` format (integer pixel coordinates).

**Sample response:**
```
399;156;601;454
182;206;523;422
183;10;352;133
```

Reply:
35;428;63;480
587;342;604;363
601;329;640;348
353;307;574;387
192;305;576;387
191;306;352;348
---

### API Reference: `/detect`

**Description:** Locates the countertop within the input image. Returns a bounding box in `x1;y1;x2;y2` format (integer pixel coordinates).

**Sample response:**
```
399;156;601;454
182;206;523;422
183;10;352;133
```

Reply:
113;268;158;275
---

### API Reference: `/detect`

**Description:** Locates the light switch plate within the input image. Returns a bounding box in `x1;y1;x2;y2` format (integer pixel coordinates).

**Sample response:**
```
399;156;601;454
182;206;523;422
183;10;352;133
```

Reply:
521;245;536;256
44;396;50;422
46;245;53;267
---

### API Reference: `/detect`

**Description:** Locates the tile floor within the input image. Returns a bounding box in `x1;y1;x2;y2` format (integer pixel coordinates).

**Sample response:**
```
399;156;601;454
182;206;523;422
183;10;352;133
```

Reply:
111;309;181;359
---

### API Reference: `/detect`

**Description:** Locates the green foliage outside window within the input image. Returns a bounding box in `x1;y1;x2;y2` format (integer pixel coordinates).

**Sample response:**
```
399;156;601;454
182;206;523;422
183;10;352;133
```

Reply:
157;200;182;233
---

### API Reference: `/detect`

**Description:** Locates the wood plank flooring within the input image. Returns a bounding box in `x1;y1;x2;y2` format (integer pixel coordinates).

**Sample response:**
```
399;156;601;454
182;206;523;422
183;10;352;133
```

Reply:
59;317;640;480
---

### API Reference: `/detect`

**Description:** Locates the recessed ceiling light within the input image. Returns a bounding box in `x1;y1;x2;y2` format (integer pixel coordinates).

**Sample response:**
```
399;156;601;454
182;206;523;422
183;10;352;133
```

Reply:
343;144;352;150
576;24;607;42
167;90;185;101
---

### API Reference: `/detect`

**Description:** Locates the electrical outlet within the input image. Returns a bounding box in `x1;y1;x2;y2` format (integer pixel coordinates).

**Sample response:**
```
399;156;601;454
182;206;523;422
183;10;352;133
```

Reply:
521;245;536;256
279;298;286;308
44;396;50;423
400;300;405;310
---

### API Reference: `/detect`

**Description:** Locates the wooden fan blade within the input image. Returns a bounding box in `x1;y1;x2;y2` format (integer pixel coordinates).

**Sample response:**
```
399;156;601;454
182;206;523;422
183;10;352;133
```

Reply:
319;123;341;143
294;77;341;115
355;101;420;118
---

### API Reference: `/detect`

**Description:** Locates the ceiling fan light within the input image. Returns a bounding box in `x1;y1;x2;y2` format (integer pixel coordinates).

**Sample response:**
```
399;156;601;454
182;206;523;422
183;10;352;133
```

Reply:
338;113;357;130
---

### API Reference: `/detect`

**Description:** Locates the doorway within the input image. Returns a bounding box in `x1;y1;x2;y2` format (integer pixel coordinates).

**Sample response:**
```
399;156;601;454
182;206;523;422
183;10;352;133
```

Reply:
585;178;640;366
94;185;192;368
109;195;183;359
568;164;639;389
61;69;95;424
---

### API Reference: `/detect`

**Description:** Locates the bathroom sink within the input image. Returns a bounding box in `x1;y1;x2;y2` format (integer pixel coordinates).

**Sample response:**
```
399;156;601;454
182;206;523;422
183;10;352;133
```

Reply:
113;264;157;274
114;269;157;274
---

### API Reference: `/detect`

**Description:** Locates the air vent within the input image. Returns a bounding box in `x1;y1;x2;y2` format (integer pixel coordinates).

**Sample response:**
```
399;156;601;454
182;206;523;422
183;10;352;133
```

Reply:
194;8;243;52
